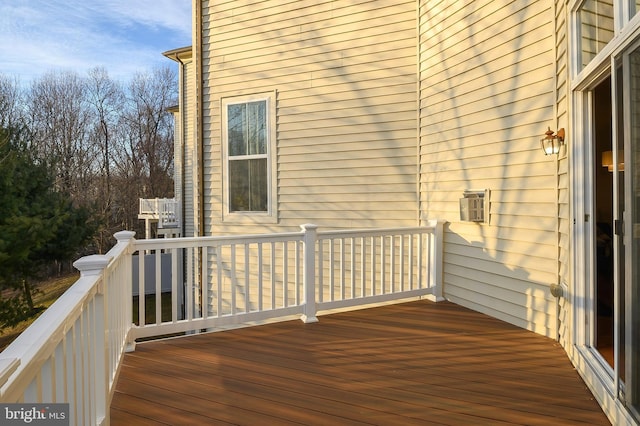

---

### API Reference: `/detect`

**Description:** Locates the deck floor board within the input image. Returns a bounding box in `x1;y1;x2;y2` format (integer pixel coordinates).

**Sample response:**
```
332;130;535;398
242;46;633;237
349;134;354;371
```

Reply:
111;300;609;425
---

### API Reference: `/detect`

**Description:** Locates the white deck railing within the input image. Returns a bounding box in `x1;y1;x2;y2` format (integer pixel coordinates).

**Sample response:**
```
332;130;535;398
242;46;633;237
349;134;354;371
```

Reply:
0;231;135;426
0;221;444;425
138;198;179;228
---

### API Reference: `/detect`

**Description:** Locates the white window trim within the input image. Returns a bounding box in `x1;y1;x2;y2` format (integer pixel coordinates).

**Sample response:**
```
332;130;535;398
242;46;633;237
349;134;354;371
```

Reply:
221;91;277;224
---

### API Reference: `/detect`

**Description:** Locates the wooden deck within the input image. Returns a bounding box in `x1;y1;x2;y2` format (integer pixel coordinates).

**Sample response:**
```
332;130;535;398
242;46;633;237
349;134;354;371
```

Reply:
111;300;609;425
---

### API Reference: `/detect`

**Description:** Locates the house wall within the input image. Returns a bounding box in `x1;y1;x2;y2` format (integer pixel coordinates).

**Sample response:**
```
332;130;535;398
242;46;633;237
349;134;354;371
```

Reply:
200;0;420;235
182;54;197;238
554;0;571;351
172;108;182;224
418;0;560;337
166;47;197;238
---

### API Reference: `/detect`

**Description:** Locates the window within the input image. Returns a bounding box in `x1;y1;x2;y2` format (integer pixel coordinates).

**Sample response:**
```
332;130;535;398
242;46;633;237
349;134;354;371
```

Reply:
222;93;276;221
575;0;640;73
578;0;614;71
228;101;267;212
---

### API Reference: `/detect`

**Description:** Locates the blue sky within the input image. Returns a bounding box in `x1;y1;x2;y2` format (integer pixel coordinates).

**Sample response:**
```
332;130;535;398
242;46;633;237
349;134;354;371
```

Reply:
0;0;192;83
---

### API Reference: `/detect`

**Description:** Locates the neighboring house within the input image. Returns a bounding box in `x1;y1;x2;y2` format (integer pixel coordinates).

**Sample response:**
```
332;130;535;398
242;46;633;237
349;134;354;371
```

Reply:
165;1;639;424
164;46;198;238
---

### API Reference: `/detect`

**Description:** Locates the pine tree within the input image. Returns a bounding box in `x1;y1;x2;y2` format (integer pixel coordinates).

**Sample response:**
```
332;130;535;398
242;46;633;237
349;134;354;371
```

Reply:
0;127;94;327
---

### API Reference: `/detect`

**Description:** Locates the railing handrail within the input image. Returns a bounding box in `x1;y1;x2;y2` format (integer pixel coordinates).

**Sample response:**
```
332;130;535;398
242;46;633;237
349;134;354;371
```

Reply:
133;225;438;250
0;222;445;425
134;230;304;250
0;231;136;425
318;225;437;239
139;197;176;209
0;271;104;399
138;198;180;229
130;221;445;338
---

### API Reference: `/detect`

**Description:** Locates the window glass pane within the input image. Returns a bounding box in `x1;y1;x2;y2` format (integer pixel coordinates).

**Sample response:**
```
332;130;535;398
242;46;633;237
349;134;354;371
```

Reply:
579;0;614;70
227;100;267;157
631;1;640;19
247;101;266;155
229;158;268;212
228;103;247;156
628;44;640;414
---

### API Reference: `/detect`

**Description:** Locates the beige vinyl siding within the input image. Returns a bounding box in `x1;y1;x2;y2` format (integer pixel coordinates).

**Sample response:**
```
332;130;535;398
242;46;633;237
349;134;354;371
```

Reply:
419;0;558;337
200;0;419;234
183;56;197;237
172;107;182;219
555;0;571;349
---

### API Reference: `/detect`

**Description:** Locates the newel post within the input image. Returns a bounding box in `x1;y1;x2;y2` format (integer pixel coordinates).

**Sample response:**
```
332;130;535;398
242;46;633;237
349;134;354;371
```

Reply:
114;230;136;245
73;254;112;278
425;219;446;302
301;224;319;323
113;230;137;353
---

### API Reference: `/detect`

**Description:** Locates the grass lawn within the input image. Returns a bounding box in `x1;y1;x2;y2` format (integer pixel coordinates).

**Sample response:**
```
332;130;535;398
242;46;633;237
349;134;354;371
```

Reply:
0;274;179;351
0;274;79;351
133;292;175;325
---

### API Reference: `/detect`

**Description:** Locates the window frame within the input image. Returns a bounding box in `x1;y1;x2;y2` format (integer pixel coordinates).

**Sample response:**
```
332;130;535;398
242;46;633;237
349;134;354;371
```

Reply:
221;91;277;223
571;0;640;78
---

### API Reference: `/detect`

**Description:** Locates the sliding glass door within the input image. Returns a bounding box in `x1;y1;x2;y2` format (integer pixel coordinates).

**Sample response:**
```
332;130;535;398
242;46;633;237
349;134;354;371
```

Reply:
621;40;640;418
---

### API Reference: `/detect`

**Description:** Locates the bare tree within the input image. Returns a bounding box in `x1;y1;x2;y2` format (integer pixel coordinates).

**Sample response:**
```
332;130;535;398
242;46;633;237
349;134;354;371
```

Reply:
7;66;177;248
115;66;176;233
26;70;97;204
86;67;125;251
0;74;23;130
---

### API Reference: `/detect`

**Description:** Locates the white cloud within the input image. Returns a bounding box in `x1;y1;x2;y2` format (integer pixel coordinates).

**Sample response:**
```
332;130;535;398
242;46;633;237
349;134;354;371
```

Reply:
102;0;192;35
0;0;191;83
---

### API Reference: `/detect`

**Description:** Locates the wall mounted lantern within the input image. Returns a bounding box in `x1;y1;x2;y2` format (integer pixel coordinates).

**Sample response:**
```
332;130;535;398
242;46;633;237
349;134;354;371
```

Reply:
541;127;565;155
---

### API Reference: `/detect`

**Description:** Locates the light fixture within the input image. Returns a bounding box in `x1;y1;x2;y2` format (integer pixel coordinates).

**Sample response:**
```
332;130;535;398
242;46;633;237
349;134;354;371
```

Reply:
602;150;624;172
540;127;565;155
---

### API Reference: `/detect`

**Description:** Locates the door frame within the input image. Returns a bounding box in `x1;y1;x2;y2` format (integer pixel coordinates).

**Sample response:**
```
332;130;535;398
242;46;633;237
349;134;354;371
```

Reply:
570;16;640;424
572;61;613;370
